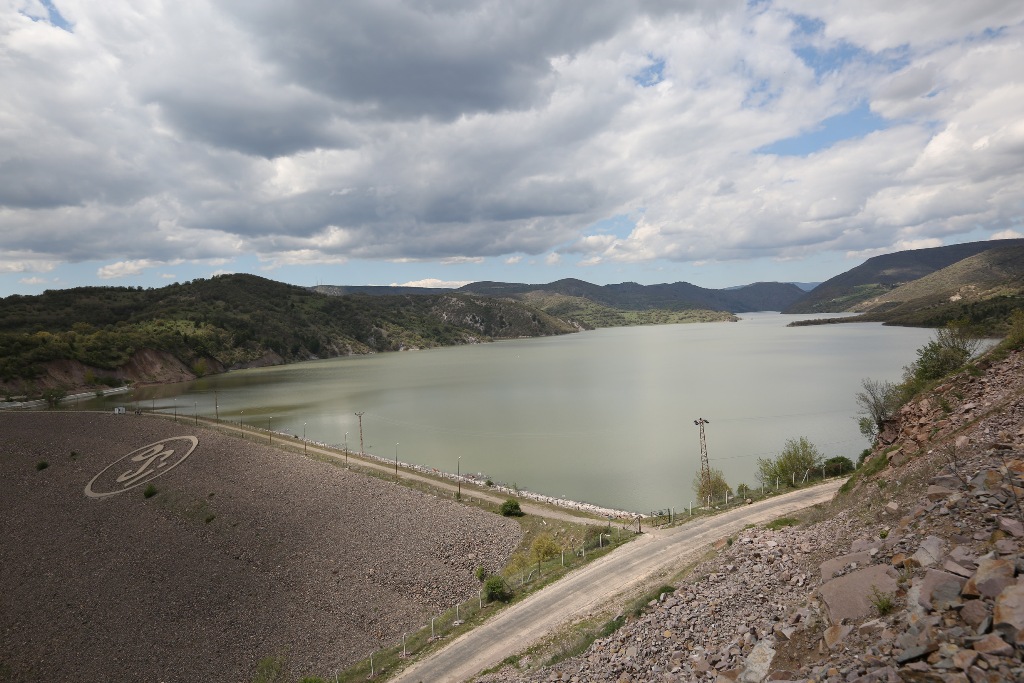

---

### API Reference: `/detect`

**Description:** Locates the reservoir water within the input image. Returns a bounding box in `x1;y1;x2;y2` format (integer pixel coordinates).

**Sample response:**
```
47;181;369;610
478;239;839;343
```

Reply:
94;313;935;512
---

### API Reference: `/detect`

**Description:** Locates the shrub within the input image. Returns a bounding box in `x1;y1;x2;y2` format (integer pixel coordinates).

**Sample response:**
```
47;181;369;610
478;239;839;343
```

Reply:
143;484;158;498
36;461;48;471
1004;309;1024;349
855;378;902;441
475;566;488;581
823;456;854;476
905;318;980;383
500;499;524;517
484;575;511;602
870;586;895;616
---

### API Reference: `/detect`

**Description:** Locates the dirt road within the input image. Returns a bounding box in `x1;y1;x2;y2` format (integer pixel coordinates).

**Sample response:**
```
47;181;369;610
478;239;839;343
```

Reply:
391;480;845;683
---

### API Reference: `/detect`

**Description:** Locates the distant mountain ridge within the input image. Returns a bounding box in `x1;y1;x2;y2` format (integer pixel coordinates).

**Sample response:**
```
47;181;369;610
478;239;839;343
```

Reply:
317;278;809;314
785;239;1024;314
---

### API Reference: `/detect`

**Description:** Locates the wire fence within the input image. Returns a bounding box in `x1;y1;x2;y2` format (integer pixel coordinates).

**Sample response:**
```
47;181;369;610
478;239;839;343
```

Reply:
338;524;634;681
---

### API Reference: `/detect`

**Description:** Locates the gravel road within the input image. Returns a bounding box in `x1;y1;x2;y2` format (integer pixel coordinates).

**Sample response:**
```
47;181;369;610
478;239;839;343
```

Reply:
0;412;523;682
391;480;844;683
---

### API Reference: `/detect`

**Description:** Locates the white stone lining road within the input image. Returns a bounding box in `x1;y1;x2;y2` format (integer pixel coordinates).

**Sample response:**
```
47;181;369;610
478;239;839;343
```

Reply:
391;480;845;683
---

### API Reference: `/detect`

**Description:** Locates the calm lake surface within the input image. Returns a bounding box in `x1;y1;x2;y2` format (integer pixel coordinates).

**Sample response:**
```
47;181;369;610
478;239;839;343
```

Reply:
93;313;935;512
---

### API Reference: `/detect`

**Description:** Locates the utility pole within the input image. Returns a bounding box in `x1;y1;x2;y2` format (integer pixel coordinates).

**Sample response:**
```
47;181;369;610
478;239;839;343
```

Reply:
355;412;365;456
694;418;711;501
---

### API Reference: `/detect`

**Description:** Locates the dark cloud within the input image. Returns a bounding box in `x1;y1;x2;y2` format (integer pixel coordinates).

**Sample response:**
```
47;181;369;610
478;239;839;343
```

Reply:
224;0;633;120
145;89;349;159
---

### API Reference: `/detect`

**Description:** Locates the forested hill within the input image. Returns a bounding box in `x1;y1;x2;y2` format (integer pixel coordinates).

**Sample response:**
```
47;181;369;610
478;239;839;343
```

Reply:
0;274;576;387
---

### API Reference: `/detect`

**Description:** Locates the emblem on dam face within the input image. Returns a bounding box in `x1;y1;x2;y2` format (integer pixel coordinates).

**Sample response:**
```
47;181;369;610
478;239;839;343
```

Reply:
85;436;198;498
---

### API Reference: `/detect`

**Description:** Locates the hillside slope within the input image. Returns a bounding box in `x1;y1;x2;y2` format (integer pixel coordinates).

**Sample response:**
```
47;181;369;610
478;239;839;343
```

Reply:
0;274;575;394
850;245;1024;327
786;239;1024;313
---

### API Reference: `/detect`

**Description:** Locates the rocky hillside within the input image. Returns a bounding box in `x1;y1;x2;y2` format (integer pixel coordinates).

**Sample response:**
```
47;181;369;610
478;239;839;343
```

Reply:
480;348;1024;682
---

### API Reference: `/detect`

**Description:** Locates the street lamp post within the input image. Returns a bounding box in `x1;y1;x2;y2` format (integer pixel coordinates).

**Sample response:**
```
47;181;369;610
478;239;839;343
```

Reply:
395;442;399;477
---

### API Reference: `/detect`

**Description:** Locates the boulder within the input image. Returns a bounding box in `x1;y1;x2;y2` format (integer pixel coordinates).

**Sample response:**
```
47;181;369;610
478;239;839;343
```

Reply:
818;565;899;624
993;584;1024;643
962;558;1015;599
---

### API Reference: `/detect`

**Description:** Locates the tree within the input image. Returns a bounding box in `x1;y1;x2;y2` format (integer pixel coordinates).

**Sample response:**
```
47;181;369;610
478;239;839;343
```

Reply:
530;532;560;562
855;378;901;441
757;437;823;486
692;467;732;502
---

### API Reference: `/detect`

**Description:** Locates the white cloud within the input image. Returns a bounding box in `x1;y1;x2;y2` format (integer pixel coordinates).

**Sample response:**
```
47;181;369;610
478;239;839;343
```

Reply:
18;276;47;285
545;253;562;266
0;1;1022;288
992;230;1023;240
98;259;163;279
392;278;471;288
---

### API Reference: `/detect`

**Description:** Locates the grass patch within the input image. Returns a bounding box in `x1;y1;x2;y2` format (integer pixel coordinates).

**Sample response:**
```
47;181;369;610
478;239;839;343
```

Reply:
870;586;895;616
544;614;628;667
252;655;287;683
35;461;48;471
861;453;889;477
629;585;676;618
764;516;799;531
143;484;158;498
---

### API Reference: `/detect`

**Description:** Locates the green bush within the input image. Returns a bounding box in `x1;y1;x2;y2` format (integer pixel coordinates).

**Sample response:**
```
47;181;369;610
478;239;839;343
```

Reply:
143;484;158;498
823;456;854;476
500;499;524;517
484;575;511;602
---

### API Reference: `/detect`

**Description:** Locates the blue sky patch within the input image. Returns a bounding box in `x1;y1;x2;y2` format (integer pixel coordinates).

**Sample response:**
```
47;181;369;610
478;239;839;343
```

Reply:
633;56;665;87
37;1;73;31
757;102;888;156
587;214;635;239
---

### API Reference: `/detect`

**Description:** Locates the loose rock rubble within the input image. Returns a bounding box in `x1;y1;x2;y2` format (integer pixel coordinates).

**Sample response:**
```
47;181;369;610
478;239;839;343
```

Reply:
0;413;522;682
479;349;1024;682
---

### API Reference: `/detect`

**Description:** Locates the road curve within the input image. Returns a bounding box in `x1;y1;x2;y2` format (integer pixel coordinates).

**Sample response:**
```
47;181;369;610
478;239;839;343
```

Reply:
391;479;845;683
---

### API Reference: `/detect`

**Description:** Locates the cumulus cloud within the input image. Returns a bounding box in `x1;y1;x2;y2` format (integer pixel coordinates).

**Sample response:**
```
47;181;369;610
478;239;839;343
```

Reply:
1;1;1022;285
392;278;471;289
98;259;180;279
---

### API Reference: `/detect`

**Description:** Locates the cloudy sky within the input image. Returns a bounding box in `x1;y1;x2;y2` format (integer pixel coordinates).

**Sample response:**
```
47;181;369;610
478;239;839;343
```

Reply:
2;1;1022;295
